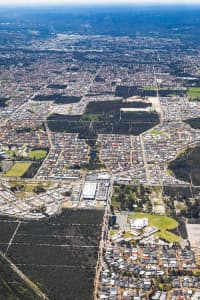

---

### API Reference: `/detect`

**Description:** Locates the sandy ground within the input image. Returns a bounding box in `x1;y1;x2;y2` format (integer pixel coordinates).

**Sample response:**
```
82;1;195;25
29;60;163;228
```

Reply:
186;223;200;247
123;96;161;114
124;96;144;102
120;107;151;112
148;97;161;114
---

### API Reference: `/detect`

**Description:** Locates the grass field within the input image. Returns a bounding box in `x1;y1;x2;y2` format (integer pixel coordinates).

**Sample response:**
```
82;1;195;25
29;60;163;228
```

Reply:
149;129;166;136
110;229;118;236
80;113;100;121
28;150;47;160
167;169;174;176
5;149;16;155
144;86;183;91
10;181;52;193
4;162;32;177
130;212;180;243
123;232;134;239
156;230;180;243
187;87;200;98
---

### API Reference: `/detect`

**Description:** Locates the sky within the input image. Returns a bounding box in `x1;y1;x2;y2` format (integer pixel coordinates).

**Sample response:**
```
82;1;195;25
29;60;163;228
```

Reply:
1;0;200;6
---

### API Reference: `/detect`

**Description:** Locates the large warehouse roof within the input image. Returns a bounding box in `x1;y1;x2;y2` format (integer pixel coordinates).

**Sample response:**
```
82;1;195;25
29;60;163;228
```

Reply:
82;182;97;199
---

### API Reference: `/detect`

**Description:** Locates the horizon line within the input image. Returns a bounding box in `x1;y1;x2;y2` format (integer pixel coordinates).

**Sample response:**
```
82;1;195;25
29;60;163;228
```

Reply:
1;2;200;8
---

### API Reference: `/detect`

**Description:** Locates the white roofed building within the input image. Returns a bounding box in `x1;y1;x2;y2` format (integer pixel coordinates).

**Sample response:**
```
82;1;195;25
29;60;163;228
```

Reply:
82;182;97;200
130;217;148;230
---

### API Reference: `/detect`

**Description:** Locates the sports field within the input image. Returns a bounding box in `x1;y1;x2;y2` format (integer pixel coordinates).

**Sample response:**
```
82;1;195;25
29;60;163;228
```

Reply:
149;129;166;136
187;87;200;98
4;162;32;177
28;150;47;160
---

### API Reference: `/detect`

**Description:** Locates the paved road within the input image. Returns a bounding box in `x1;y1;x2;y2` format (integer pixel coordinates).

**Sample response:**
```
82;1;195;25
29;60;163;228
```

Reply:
93;178;113;300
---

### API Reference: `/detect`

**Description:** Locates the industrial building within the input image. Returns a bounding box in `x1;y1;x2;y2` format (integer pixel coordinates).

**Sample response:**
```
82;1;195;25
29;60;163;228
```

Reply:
82;182;97;200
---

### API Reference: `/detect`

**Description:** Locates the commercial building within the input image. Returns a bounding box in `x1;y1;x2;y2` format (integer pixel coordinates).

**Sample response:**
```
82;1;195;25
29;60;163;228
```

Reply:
82;182;97;200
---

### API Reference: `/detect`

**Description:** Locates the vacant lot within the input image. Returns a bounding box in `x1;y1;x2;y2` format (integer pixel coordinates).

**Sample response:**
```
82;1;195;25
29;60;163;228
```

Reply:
186;223;200;247
4;162;32;177
0;209;104;300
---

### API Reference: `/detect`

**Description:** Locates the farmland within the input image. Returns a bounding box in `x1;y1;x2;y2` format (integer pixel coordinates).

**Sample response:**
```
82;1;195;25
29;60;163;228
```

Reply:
0;209;104;300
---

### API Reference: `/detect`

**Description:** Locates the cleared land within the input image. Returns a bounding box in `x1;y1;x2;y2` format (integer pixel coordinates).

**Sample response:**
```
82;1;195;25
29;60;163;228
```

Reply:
4;162;32;177
28;150;47;160
186;223;200;247
130;212;179;243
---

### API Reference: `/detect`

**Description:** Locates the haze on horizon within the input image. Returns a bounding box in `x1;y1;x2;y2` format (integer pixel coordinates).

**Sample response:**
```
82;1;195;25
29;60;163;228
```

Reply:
1;0;200;6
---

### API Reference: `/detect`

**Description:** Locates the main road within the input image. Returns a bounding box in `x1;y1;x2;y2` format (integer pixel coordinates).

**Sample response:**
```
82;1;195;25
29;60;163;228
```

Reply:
93;176;114;300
